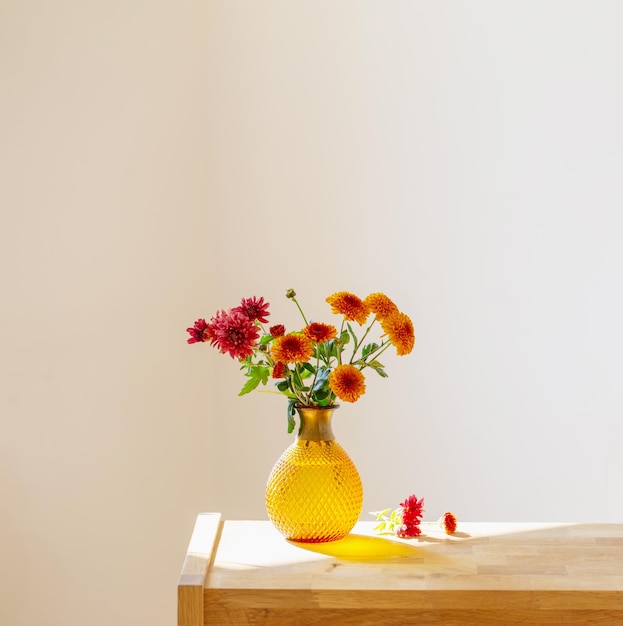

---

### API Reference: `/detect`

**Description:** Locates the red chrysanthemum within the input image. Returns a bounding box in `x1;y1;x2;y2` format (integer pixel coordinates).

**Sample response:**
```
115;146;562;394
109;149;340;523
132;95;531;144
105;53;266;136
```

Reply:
233;296;270;324
272;362;287;379
186;318;209;344
269;324;285;337
396;495;425;538
326;291;370;325
328;364;366;403
205;309;260;360
440;512;457;535
303;322;337;344
271;333;314;363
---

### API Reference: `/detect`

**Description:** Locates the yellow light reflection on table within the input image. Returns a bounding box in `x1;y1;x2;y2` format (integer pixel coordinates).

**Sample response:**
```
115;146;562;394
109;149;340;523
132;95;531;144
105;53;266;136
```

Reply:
290;533;418;560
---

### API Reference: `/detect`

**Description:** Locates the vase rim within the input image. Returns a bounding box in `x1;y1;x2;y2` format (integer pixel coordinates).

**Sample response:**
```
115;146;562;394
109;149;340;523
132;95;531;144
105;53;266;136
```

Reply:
295;403;339;411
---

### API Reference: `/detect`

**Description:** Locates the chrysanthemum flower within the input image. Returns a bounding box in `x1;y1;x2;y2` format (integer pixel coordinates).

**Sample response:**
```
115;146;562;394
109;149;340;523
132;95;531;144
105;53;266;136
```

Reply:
381;311;415;356
271;333;314;363
439;512;457;535
269;324;285;337
186;318;209;344
396;494;425;538
397;524;422;538
326;291;370;325
233;296;270;324
303;322;337;344
329;364;366;403
205;309;260;360
272;362;287;379
364;293;399;321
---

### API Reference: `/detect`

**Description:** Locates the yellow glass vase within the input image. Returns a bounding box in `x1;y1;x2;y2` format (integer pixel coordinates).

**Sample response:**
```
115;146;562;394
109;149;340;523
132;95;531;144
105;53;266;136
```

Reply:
265;405;363;543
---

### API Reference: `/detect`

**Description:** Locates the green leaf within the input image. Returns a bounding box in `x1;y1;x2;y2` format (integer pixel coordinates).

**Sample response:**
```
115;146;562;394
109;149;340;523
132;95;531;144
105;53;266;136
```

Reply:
276;380;290;392
362;342;379;358
327;339;338;359
314;387;330;401
259;334;273;345
309;367;330;403
238;375;262;396
259;367;270;385
372;508;391;520
237;365;269;395
239;355;253;370
287;398;297;434
346;323;358;347
369;360;388;378
312;366;330;389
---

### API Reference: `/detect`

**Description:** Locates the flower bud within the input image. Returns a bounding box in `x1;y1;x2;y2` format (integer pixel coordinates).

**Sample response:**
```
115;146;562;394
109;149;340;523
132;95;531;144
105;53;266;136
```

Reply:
270;324;285;337
285;289;296;299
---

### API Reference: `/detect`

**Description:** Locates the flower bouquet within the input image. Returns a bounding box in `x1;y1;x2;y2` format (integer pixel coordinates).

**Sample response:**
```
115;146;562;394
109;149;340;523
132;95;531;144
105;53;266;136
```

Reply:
187;289;415;431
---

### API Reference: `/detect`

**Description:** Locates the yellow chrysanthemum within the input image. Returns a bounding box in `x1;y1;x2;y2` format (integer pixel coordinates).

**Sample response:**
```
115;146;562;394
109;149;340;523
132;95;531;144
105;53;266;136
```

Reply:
303;322;337;344
363;292;399;321
329;364;366;403
326;291;370;325
271;333;314;363
381;311;415;356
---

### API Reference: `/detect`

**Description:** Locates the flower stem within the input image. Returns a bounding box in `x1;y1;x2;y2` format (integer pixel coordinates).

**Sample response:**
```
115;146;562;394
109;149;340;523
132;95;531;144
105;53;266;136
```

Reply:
290;296;308;326
293;363;308;405
350;316;376;363
357;341;392;370
336;320;345;366
306;351;321;405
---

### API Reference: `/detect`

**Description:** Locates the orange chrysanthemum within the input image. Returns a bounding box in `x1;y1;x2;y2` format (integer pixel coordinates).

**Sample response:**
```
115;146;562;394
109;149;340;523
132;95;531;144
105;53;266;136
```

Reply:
326;291;370;325
364;292;399;321
303;322;337;343
271;333;314;363
329;364;366;403
439;512;457;535
381;311;415;356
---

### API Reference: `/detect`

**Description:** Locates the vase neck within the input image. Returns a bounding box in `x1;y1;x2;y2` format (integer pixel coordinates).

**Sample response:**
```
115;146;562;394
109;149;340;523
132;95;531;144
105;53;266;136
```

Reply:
296;406;338;442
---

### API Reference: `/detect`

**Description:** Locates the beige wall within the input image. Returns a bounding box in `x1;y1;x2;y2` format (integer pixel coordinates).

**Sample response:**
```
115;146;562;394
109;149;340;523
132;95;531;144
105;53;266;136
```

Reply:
0;2;216;625
2;2;623;625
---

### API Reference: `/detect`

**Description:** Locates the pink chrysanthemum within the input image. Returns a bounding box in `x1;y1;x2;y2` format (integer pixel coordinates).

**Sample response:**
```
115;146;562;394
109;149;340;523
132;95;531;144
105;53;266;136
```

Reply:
206;309;260;360
233;296;270;324
186;318;209;344
396;495;425;538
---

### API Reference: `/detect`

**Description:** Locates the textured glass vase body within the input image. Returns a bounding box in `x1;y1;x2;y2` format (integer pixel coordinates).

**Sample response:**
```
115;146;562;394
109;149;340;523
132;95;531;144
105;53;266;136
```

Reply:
265;405;363;543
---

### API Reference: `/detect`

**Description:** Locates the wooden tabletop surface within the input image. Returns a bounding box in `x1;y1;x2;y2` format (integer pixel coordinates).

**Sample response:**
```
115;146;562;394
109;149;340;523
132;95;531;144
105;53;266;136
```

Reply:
178;513;623;626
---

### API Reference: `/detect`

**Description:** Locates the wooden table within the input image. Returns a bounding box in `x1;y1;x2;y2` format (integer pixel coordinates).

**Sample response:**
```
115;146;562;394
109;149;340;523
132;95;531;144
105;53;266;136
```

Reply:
177;513;623;625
